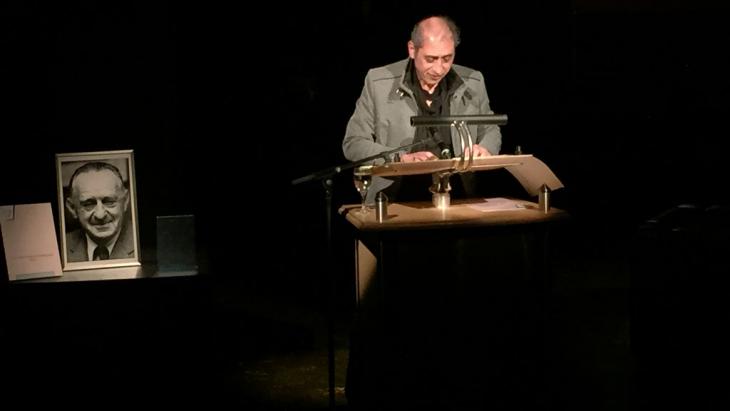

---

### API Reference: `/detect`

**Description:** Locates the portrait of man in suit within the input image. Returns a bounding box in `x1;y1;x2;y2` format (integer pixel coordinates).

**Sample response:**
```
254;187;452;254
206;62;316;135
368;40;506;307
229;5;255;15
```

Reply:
58;152;139;268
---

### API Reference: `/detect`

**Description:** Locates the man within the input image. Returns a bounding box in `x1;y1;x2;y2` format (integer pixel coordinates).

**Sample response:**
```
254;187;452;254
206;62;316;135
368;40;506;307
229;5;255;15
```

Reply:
342;16;506;408
343;15;502;202
65;162;135;262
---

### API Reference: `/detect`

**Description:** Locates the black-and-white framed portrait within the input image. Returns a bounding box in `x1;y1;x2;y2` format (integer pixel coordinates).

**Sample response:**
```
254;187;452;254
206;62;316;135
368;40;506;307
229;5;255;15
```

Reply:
55;150;141;271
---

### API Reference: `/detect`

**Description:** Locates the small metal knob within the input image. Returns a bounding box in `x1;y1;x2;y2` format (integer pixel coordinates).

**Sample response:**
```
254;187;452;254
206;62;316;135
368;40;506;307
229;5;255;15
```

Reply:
375;192;388;222
538;184;551;213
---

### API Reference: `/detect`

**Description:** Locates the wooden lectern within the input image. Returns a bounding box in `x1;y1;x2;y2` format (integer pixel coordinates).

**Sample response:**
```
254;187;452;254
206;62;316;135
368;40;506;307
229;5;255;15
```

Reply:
341;153;567;304
339;153;568;409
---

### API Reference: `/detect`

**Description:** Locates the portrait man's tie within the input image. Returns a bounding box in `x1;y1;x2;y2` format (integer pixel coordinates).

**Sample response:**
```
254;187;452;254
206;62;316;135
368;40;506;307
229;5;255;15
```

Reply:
93;245;110;260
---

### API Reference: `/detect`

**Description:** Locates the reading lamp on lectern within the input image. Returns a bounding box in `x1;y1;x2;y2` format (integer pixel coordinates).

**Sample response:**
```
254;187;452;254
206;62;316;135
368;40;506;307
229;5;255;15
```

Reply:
410;114;508;209
410;114;509;127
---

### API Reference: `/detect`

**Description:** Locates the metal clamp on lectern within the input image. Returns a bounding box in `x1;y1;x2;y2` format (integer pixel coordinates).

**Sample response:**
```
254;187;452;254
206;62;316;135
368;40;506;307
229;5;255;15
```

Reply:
410;114;508;208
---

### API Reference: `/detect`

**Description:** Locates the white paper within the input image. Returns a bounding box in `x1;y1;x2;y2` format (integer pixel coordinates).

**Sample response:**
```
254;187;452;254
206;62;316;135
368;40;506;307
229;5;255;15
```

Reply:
466;197;527;212
1;203;63;281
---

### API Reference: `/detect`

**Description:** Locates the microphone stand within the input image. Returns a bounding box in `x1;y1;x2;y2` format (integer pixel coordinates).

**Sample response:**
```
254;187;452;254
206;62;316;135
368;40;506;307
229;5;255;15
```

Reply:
290;139;430;410
291;114;508;408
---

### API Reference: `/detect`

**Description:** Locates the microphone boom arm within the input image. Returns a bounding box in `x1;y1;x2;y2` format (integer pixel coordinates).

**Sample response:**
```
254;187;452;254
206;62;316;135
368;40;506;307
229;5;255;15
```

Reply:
291;139;432;185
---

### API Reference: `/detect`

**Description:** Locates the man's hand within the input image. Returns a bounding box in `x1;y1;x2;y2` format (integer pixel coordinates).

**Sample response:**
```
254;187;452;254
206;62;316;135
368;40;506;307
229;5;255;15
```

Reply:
400;151;438;162
470;144;492;158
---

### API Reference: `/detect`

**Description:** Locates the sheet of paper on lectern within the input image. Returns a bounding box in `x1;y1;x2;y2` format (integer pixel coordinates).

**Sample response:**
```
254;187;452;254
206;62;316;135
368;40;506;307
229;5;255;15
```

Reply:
467;197;527;212
1;203;63;281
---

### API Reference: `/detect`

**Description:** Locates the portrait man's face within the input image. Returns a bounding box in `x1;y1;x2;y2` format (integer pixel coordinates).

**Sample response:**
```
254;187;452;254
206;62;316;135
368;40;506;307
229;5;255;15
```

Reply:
65;168;130;245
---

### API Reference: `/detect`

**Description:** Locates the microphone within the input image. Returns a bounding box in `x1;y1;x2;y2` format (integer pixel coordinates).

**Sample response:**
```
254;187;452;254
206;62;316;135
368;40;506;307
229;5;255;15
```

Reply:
430;129;452;159
436;141;452;159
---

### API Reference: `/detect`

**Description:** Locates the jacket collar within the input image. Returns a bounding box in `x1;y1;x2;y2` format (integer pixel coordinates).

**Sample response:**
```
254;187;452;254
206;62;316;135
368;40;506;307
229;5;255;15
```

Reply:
392;59;471;103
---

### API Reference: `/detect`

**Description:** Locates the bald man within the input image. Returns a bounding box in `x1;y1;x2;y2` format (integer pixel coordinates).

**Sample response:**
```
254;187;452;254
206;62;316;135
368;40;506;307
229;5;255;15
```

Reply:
342;15;502;202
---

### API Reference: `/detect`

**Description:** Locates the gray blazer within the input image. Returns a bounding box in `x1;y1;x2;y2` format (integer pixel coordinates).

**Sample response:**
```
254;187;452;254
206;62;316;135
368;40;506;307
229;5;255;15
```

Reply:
343;59;502;200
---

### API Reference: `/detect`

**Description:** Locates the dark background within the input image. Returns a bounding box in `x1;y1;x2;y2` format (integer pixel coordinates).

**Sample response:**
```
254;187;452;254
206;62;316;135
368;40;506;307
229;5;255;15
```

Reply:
3;0;729;269
2;0;730;408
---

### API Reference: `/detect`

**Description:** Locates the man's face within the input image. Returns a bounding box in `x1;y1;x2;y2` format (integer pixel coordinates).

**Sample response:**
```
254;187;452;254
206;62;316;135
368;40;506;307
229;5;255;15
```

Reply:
408;36;455;91
66;169;129;244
